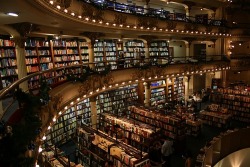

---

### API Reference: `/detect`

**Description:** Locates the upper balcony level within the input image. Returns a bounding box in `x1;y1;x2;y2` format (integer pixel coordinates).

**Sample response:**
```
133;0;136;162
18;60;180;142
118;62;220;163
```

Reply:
0;0;233;39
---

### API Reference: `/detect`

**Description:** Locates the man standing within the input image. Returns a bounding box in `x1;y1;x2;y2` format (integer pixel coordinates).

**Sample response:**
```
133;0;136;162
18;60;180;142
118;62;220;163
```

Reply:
161;139;173;167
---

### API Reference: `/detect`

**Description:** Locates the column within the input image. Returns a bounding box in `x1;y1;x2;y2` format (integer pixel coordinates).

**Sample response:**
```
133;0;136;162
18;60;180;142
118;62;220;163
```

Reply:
144;41;150;63
185;7;190;18
137;82;145;105
185;41;191;57
88;41;95;69
14;37;28;92
184;76;190;105
221;70;227;88
144;0;150;14
144;82;150;107
90;96;97;129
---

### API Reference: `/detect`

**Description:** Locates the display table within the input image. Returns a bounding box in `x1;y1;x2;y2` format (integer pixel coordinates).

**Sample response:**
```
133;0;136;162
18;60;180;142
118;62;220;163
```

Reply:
199;110;232;128
185;119;202;136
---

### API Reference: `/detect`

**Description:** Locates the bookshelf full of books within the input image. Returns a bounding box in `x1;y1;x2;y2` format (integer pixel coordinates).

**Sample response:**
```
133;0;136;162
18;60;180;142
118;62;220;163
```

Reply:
99;113;157;151
150;80;166;108
217;88;250;122
94;40;117;71
0;38;18;88
127;105;186;141
149;40;169;64
173;77;185;102
123;40;145;68
96;84;138;116
75;125;150;167
45;98;91;146
79;40;89;63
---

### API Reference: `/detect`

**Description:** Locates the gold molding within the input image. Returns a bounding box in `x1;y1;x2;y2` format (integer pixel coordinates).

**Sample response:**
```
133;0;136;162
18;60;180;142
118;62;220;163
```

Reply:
139;35;158;43
114;14;127;25
137;17;158;29
80;32;105;45
51;93;63;111
78;73;114;96
82;3;104;21
56;0;72;8
166;20;177;30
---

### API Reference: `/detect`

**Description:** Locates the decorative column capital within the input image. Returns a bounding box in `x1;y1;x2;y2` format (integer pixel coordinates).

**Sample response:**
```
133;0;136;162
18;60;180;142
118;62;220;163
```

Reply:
80;32;105;46
13;37;26;48
139;35;157;45
145;0;150;5
10;22;39;37
9;22;39;48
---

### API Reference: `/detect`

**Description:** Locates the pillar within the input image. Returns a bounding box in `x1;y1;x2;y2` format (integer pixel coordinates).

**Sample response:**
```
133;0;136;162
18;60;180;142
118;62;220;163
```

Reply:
144;0;150;14
221;71;227;88
185;41;191;57
90;96;97;129
88;41;95;69
189;75;194;95
205;73;213;89
144;42;150;62
137;82;145;105
144;82;150;107
14;37;28;92
185;7;190;18
184;76;190;105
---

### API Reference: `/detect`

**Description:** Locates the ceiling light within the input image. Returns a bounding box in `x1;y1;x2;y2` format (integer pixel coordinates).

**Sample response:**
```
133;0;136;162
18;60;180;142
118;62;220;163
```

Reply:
6;12;18;17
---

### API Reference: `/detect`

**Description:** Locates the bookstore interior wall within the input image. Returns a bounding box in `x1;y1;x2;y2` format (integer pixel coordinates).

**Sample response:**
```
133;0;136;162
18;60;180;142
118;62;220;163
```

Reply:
226;71;250;85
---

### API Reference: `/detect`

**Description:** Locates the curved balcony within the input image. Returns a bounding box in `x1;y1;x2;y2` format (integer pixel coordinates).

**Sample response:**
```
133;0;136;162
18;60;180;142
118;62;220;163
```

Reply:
32;0;231;38
82;0;227;27
0;55;230;166
196;127;250;167
0;55;229;122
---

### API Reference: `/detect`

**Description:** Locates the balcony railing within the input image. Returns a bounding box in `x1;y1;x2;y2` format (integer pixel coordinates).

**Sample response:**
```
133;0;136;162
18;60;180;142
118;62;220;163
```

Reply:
80;0;227;27
0;55;227;121
196;127;250;167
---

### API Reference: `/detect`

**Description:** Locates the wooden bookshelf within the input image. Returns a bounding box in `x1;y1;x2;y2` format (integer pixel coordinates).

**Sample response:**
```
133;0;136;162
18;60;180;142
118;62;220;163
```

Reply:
99;113;157;151
0;38;18;88
96;84;138;116
199;104;232;128
216;88;250;122
127;105;186;141
94;40;117;71
149;40;169;64
75;125;150;167
150;80;166;108
45;98;91;146
79;40;89;63
173;77;184;102
123;40;145;68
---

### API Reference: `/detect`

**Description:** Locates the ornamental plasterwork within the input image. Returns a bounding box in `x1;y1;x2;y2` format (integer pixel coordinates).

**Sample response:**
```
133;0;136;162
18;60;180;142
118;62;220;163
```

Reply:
78;79;92;95
131;69;145;80
137;17;158;28
151;66;166;77
78;73;114;95
101;73;114;87
51;93;63;111
114;14;127;25
131;66;166;80
184;23;198;32
166;20;177;30
139;35;158;44
56;0;72;8
205;25;213;33
184;64;202;72
82;3;103;21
